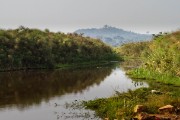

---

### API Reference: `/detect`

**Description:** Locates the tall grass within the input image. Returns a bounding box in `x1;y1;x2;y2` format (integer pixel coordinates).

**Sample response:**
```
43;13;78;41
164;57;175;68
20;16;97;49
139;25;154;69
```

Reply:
127;68;180;86
123;31;180;86
114;41;150;58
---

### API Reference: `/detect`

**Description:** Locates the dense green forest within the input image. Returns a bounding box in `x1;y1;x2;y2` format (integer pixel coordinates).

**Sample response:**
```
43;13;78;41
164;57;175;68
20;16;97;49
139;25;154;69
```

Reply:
0;27;119;71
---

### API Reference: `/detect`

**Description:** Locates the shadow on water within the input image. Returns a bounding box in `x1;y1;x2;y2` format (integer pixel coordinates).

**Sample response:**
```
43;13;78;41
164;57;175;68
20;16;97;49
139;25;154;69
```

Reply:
0;65;114;109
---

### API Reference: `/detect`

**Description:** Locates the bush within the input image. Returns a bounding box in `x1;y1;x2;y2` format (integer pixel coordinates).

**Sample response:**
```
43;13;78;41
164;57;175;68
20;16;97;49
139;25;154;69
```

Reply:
0;27;121;71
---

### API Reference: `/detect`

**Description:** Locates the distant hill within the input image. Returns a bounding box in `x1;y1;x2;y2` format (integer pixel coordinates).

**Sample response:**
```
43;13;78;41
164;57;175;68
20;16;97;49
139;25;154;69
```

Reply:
75;25;152;46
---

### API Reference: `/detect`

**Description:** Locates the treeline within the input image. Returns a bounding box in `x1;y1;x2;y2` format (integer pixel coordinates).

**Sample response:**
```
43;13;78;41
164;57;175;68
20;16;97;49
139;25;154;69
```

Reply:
0;26;119;70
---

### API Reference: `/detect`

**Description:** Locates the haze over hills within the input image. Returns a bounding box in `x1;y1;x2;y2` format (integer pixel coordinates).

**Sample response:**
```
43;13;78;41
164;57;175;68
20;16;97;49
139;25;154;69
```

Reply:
75;25;152;46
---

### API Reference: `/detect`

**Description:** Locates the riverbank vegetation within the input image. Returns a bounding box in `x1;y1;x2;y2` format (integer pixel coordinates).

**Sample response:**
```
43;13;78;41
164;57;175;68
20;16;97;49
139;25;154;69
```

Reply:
114;41;150;58
84;85;180;120
115;31;180;86
0;27;120;71
127;31;180;86
83;31;180;119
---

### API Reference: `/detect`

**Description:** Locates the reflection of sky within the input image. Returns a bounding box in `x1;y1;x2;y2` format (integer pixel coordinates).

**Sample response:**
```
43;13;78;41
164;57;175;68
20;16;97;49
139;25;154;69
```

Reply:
0;67;148;120
57;67;148;102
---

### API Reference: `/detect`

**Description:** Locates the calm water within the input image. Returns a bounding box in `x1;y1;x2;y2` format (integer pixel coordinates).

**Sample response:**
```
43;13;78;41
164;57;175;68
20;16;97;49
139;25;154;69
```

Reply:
0;64;148;120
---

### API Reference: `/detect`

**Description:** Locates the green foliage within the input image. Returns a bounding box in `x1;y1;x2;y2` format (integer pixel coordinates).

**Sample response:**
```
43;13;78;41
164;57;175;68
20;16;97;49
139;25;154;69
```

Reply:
114;41;151;58
0;27;120;71
125;31;180;85
84;88;148;119
128;68;180;86
144;31;180;76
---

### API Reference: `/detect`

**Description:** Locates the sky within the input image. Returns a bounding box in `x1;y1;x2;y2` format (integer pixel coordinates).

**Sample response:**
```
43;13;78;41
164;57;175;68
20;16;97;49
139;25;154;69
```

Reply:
0;0;180;34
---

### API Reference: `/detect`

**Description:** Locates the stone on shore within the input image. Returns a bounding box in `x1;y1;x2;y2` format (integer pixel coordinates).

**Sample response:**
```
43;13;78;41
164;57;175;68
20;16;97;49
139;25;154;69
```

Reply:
159;105;174;114
134;105;146;113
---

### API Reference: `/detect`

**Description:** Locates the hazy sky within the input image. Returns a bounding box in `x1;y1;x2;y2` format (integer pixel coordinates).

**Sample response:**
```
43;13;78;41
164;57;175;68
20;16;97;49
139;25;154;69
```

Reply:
0;0;180;33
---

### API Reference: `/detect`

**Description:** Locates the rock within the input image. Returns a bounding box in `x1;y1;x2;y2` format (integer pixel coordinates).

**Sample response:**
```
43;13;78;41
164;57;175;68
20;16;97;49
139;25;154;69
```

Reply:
134;105;146;113
154;114;172;120
159;105;174;114
151;90;162;94
175;107;180;115
134;112;155;120
134;113;174;120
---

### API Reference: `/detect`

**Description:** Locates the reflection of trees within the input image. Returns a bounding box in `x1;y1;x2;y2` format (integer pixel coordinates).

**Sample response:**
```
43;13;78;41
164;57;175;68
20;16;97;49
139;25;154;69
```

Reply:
0;66;113;108
119;59;142;71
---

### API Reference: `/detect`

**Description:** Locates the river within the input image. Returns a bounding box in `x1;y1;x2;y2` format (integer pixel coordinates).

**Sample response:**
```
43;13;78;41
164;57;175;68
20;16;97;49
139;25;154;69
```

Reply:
0;64;148;120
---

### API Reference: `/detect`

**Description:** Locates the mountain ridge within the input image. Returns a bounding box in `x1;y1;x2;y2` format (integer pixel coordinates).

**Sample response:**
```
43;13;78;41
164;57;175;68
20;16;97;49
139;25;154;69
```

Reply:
75;25;152;46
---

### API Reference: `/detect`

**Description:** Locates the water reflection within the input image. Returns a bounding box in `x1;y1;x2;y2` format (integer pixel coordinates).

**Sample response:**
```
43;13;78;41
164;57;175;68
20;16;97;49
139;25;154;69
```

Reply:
0;64;149;120
119;59;142;71
0;66;113;109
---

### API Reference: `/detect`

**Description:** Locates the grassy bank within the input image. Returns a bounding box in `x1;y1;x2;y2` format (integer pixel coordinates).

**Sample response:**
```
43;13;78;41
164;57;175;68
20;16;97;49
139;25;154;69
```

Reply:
0;60;119;72
127;31;180;86
83;86;180;120
114;41;150;59
56;60;119;69
115;31;180;86
127;68;180;86
0;27;121;71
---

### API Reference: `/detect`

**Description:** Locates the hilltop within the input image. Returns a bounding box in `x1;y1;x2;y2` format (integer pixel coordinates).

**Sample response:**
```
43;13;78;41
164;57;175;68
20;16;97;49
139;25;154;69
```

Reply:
75;25;152;46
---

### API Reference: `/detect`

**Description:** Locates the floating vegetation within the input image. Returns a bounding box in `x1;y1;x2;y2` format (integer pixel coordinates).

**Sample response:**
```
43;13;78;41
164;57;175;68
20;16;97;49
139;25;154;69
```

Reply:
54;100;100;120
